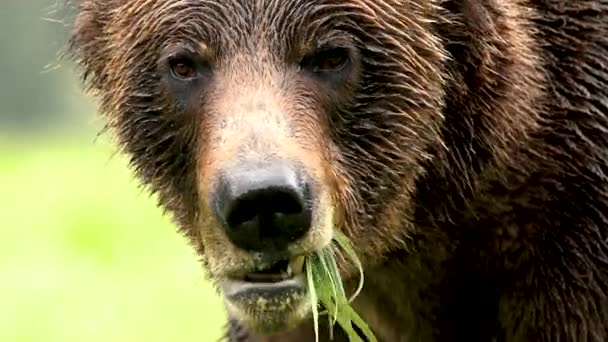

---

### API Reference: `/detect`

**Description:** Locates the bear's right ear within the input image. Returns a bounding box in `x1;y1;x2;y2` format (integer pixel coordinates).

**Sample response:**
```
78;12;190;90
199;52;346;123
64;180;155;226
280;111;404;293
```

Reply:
69;0;115;90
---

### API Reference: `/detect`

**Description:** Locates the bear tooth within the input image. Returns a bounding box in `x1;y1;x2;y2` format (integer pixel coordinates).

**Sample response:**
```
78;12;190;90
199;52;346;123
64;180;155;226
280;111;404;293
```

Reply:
287;264;293;277
289;256;305;274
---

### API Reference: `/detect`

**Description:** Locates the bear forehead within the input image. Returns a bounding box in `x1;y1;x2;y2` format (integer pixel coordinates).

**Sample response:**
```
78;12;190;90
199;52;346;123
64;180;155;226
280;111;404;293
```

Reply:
109;0;379;49
114;0;370;33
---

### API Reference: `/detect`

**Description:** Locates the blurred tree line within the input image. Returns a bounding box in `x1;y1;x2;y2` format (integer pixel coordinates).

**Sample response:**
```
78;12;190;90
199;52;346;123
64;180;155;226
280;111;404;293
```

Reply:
0;0;97;140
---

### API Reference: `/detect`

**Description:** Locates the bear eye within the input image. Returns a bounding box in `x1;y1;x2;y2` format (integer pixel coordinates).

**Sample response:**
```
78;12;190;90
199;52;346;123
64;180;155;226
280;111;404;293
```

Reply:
302;47;351;74
169;57;198;79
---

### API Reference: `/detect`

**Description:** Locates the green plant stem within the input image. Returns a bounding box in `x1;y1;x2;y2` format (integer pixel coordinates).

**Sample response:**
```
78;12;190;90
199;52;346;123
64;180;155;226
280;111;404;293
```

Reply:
305;231;378;342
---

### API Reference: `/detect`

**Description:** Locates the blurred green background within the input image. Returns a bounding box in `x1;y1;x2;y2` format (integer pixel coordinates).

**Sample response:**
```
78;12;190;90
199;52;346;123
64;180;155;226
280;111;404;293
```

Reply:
0;1;226;341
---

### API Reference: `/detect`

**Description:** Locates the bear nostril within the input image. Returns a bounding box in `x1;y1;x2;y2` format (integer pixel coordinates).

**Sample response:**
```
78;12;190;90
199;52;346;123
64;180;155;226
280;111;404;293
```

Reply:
214;164;313;252
225;188;304;230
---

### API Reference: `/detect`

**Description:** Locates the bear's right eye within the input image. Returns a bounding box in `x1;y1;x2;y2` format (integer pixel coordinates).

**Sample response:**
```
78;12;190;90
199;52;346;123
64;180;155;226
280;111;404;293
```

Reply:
169;57;198;80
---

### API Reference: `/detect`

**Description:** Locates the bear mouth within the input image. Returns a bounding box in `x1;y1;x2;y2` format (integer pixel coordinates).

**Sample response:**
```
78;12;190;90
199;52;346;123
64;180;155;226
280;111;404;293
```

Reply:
222;256;307;299
220;255;311;332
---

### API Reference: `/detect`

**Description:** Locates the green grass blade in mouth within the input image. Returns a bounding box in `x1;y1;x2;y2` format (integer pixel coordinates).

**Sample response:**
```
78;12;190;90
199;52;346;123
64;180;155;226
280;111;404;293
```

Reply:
305;231;378;342
333;231;365;303
317;249;339;324
306;257;320;342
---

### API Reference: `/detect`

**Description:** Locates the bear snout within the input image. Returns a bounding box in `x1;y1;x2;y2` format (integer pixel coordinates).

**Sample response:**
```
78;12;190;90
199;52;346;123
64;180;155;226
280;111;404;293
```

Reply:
211;161;315;253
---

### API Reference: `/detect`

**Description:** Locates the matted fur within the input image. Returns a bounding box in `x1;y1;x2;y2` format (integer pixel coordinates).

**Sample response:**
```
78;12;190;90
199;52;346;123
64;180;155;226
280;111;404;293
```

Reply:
68;0;608;341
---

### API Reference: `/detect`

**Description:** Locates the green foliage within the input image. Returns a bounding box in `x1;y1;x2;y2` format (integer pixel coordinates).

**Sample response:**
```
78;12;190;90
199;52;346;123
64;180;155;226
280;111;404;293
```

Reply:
0;0;98;138
306;231;377;342
0;141;225;342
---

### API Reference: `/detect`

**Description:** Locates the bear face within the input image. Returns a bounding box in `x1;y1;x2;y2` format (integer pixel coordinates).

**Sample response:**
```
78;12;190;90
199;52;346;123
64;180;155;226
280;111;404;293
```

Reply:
70;0;453;333
69;0;608;340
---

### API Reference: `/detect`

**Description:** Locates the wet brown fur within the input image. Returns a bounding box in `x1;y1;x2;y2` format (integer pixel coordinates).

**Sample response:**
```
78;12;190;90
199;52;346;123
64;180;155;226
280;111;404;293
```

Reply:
68;0;608;341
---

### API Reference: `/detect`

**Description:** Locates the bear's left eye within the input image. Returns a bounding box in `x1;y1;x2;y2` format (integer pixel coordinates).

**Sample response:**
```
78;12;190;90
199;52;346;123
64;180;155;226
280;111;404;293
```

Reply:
301;47;351;74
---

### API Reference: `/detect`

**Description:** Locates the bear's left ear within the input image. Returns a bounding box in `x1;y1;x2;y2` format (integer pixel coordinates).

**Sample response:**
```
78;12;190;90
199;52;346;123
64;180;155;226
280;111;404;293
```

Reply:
68;0;118;90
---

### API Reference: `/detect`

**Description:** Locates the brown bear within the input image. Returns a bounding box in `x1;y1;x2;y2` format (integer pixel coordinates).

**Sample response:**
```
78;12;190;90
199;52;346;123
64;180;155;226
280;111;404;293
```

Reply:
68;0;608;341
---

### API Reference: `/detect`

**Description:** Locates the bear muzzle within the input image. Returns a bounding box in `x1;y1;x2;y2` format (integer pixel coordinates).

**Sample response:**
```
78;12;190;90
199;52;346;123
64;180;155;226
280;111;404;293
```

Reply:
212;161;314;252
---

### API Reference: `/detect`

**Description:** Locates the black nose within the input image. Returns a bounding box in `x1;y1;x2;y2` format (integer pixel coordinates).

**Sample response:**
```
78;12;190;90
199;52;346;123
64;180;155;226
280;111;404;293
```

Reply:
213;163;313;252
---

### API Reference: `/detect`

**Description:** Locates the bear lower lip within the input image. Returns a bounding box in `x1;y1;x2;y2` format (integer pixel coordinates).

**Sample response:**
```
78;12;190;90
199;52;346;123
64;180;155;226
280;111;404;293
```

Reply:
222;273;307;299
221;273;310;333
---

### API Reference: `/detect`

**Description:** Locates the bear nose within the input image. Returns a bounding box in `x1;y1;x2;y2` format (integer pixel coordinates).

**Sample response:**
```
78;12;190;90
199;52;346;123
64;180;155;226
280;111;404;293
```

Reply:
213;163;313;252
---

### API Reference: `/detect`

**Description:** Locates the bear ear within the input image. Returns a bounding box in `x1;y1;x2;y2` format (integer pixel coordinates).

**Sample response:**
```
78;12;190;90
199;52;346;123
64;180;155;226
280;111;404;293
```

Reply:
69;0;117;89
